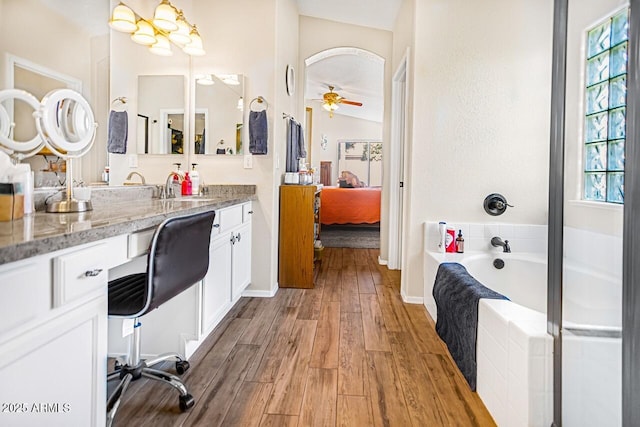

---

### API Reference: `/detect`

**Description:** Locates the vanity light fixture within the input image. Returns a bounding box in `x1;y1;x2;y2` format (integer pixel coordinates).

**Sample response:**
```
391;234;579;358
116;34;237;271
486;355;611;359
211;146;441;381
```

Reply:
109;1;205;57
219;74;240;85
109;3;137;32
152;0;178;31
196;75;214;86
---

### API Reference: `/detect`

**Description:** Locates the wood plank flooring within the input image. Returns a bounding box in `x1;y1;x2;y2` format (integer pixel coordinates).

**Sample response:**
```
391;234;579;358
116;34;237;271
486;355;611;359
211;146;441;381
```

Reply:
110;248;496;427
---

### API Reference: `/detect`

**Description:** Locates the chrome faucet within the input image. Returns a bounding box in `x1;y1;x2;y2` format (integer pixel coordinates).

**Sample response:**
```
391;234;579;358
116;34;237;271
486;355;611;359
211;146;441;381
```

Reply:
163;171;184;199
491;236;511;253
125;171;146;185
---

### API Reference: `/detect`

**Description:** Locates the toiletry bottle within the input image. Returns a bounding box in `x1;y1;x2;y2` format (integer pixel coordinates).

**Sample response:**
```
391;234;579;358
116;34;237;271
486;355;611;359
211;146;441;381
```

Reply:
190;163;200;195
438;222;447;253
181;172;192;196
173;163;182;181
456;230;465;253
445;227;456;252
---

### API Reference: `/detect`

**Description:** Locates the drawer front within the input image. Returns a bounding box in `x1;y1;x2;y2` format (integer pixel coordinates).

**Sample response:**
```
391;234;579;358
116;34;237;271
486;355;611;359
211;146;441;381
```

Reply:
219;205;243;234
0;257;51;336
53;243;109;307
242;202;253;223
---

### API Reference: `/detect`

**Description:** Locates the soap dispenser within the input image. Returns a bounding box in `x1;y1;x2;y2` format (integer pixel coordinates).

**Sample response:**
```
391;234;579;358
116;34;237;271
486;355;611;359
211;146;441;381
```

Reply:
181;172;192;196
190;163;200;195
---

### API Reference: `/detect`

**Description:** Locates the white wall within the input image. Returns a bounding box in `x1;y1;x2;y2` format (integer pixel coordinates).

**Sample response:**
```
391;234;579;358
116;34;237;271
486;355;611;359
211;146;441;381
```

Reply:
299;15;392;259
306;106;382;184
401;0;554;299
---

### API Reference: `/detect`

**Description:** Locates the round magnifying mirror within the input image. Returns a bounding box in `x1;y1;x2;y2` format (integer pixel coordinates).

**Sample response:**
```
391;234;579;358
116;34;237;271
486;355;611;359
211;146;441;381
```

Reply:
38;88;96;157
0;89;44;154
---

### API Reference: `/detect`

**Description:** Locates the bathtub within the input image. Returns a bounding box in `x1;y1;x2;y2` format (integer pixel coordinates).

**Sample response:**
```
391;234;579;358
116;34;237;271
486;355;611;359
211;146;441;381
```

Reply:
424;248;622;427
424;251;553;427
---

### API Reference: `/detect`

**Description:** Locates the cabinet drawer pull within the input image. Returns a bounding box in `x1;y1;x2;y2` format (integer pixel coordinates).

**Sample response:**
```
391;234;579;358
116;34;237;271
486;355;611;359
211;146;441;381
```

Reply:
84;268;103;277
236;232;241;242
230;235;236;244
213;223;220;228
248;210;254;214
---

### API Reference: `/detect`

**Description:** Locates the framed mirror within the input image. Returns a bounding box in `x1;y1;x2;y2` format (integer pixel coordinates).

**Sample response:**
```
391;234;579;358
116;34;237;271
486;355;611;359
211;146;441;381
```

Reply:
137;75;185;155
194;73;244;155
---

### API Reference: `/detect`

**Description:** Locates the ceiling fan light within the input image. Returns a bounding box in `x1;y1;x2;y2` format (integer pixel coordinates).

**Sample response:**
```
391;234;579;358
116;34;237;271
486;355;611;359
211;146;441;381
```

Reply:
183;26;205;56
149;34;173;56
109;3;137;33
169;12;192;45
323;102;338;112
131;20;156;45
153;0;178;32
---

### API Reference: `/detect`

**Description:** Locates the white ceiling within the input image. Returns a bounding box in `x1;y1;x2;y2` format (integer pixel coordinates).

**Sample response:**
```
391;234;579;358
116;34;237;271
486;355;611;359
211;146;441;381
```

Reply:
296;0;403;31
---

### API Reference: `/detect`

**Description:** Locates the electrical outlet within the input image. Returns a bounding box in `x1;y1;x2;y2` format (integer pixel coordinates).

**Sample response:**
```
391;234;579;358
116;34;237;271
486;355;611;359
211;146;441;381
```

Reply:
128;154;138;168
243;154;253;169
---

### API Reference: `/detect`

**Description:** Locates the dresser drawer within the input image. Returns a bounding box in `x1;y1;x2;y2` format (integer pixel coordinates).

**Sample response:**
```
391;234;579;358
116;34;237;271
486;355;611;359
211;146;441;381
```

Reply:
53;243;109;307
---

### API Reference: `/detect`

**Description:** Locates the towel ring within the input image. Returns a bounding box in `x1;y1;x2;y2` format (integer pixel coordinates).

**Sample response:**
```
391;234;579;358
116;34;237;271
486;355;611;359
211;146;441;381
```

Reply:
250;96;268;111
111;97;128;111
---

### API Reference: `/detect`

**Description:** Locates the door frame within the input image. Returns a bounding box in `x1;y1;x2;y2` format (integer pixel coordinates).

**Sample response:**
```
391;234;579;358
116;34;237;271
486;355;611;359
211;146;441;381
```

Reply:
388;48;410;270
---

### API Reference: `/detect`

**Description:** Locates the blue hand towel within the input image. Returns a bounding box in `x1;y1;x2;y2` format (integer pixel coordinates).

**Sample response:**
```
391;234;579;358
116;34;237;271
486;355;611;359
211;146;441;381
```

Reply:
107;110;128;154
249;110;268;155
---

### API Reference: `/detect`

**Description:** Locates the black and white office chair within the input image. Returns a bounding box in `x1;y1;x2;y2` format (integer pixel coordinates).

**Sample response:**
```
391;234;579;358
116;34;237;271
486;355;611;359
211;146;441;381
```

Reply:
106;210;215;426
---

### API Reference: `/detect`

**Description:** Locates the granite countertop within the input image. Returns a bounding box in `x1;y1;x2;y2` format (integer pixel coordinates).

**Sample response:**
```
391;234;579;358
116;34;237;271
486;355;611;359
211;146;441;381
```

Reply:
0;186;256;265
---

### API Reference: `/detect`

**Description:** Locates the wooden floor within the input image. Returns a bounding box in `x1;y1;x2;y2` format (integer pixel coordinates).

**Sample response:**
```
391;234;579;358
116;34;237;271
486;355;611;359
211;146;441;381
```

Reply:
111;248;496;427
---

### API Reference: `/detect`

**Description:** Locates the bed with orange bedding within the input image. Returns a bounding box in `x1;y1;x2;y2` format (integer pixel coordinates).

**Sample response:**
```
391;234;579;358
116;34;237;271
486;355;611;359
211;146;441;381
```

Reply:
320;187;381;225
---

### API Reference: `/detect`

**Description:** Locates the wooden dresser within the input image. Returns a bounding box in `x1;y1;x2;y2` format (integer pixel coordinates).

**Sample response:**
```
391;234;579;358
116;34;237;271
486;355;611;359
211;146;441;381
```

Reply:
278;185;320;288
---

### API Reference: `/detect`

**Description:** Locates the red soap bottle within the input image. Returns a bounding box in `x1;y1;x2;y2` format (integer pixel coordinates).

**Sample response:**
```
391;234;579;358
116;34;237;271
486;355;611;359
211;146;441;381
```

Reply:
181;172;192;195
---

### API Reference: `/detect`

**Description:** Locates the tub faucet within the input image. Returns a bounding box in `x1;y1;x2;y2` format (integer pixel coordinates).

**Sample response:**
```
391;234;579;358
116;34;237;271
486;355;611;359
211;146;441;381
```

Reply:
491;236;511;253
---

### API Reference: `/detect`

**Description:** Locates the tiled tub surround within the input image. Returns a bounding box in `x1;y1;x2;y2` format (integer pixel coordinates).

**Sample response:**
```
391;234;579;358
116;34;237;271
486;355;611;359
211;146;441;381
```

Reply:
423;222;622;426
0;184;257;264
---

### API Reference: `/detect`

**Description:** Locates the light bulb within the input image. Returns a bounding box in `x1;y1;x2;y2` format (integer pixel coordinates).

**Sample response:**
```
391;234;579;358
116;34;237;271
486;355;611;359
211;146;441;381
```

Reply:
183;26;205;56
153;0;178;32
169;11;191;45
131;20;156;45
149;34;173;56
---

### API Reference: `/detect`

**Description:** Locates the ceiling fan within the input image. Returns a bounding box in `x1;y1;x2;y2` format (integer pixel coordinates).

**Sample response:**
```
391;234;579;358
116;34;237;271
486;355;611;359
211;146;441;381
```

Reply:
318;85;363;118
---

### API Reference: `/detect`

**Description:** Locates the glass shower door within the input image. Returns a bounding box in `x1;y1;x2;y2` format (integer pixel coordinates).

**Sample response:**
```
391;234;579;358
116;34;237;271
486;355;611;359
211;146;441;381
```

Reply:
560;2;627;425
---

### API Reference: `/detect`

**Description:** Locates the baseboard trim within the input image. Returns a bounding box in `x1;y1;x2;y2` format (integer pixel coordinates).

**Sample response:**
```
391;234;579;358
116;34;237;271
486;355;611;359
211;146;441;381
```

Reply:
378;256;388;265
242;286;278;298
401;291;423;305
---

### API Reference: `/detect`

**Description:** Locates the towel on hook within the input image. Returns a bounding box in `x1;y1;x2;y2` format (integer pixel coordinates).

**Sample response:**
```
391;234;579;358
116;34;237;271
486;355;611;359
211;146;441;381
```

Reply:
249;110;268;154
107;110;128;154
286;119;306;172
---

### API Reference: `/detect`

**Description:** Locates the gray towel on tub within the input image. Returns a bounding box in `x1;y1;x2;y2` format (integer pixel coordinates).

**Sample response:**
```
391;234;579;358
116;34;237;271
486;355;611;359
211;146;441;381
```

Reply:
249;110;268;155
432;262;508;391
107;110;128;154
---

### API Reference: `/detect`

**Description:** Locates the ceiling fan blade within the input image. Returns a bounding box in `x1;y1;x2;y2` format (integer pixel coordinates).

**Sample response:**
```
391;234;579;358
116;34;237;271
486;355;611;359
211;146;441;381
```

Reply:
341;100;363;107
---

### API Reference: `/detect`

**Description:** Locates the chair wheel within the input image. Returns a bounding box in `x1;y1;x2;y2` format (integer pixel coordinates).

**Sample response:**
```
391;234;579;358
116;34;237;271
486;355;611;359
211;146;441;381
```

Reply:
176;360;190;375
179;394;195;411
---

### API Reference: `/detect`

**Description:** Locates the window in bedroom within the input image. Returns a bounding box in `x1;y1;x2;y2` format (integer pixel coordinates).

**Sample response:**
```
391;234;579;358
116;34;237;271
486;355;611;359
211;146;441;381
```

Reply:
583;8;628;204
338;141;382;187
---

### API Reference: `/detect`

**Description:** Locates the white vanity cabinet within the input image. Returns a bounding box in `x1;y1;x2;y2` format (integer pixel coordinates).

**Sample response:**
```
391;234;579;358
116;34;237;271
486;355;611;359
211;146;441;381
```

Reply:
0;236;127;427
201;202;253;336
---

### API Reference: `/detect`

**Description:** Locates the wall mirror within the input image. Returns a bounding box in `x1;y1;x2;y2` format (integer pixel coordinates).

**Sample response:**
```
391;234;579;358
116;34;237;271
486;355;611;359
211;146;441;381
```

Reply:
194;73;244;155
137;75;186;155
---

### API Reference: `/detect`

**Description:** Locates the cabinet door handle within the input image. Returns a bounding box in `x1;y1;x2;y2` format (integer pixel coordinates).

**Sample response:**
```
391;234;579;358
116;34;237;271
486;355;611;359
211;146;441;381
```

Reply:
84;268;103;277
213;223;220;228
248;210;254;214
236;232;241;242
230;235;236;244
